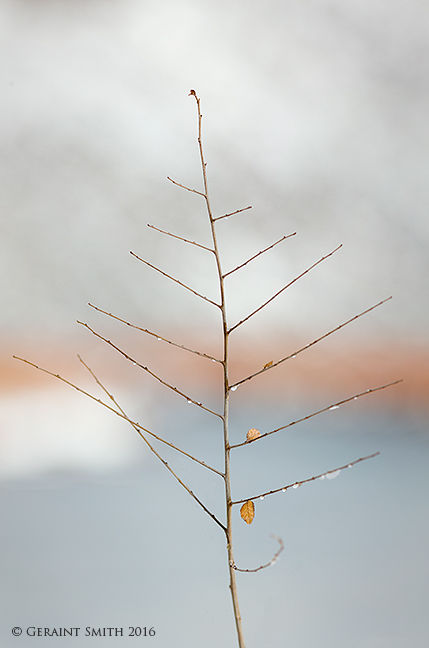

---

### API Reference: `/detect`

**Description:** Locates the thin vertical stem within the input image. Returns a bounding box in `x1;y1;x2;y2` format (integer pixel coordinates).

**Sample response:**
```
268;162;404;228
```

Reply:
189;89;246;648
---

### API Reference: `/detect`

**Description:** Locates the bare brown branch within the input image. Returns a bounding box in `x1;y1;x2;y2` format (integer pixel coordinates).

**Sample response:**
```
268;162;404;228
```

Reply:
189;88;247;648
213;205;253;222
130;250;221;309
77;355;224;477
13;354;129;420
229;297;393;389
147;223;215;253
13;355;223;478
230;380;403;449
231;452;380;505
167;175;205;197
228;244;343;333
77;321;223;419
231;535;284;573
146;443;226;532
223;233;297;278
87;303;222;364
13;356;226;530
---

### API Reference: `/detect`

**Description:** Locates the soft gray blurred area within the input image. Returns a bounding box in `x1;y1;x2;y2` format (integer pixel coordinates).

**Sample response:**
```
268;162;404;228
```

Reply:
1;2;428;647
1;0;428;340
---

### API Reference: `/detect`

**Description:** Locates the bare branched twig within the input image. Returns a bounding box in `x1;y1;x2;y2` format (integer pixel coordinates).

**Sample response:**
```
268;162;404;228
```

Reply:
231;535;284;572
77;321;223;419
228;244;343;333
231;452;380;505
87;303;222;364
14;90;402;648
229;297;393;389
130;250;221;309
223;233;297;278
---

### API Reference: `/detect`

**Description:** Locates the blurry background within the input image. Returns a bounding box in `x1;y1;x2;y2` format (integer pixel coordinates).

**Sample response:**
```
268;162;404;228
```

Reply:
1;0;428;646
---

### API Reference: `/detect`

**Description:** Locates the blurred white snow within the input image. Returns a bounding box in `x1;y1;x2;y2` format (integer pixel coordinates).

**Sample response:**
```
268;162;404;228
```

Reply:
0;387;147;479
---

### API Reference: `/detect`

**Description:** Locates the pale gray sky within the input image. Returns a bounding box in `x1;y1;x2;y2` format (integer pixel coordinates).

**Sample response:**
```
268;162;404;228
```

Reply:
1;0;428;344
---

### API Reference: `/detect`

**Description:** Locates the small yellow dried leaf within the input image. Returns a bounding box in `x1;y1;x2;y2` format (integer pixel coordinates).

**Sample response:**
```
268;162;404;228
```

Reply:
246;428;261;442
263;360;273;369
240;500;255;524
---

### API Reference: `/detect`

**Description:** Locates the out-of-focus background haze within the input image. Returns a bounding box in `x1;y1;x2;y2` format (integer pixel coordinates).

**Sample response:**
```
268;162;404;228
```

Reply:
1;0;428;646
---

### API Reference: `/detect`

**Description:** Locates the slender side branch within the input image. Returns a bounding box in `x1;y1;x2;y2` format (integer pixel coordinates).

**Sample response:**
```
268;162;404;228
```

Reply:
167;176;205;197
130;250;221;309
147;223;215;254
228;244;343;333
77;355;224;477
134;437;226;532
230;296;393;389
223;233;297;278
213;206;253;222
87;303;222;364
13;355;223;478
143;449;226;531
231;535;284;573
77;321;223;419
13;357;226;530
231;452;380;505
230;380;403;449
13;355;133;420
